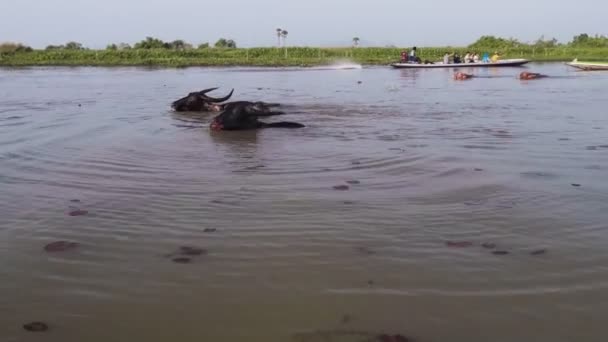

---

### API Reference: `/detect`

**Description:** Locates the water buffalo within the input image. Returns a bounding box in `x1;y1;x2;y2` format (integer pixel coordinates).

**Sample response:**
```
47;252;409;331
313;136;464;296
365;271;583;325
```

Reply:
519;72;548;80
209;101;305;131
454;72;474;80
171;88;234;112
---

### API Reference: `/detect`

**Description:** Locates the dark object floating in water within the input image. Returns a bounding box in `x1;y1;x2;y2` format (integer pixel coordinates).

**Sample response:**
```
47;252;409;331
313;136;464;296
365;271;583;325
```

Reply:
368;280;375;286
68;209;89;217
355;246;376;255
70;199;81;203
378;333;410;342
346;180;361;185
571;183;581;187
333;185;350;191
351;161;362;165
357;81;363;84
464;200;484;206
44;241;79;253
474;168;484;171
203;228;217;233
531;249;547;255
492;250;510;255
482;243;497;249
341;314;353;324
23;322;48;332
179;246;207;256
172;257;192;264
558;138;570;141
446;241;473;248
78;104;82;107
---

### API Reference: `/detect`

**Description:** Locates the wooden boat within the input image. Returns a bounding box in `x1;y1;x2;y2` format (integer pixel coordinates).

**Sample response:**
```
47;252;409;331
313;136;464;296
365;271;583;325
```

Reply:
390;58;529;69
566;59;608;71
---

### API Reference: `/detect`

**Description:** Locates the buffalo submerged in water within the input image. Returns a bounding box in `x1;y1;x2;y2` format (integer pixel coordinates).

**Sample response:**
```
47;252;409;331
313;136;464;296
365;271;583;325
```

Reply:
171;87;282;113
171;87;235;112
171;88;305;131
209;101;305;131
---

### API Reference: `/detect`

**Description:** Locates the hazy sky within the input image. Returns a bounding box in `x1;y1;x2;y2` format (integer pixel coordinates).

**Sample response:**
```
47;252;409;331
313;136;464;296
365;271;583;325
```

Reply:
1;0;605;49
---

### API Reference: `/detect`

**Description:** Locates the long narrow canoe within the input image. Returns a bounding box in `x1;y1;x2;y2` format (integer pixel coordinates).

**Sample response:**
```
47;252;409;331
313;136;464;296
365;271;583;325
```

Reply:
566;60;608;71
390;58;530;69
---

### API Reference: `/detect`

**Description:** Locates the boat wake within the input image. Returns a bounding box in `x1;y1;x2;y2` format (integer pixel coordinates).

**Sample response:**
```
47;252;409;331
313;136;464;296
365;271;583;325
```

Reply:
310;60;363;70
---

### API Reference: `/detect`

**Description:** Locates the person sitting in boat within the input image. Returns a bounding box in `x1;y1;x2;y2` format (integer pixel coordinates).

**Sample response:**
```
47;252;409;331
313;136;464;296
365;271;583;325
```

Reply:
464;52;471;63
409;47;417;62
443;52;450;64
453;53;462;64
473;53;480;63
400;50;408;63
482;52;490;63
491;52;501;62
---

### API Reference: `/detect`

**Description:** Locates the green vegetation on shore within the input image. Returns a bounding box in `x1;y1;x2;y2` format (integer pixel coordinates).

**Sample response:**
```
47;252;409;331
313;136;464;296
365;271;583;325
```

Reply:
1;35;607;67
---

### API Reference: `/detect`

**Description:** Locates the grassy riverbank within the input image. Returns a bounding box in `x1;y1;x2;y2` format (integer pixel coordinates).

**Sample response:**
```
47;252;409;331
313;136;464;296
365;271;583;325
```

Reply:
1;47;607;67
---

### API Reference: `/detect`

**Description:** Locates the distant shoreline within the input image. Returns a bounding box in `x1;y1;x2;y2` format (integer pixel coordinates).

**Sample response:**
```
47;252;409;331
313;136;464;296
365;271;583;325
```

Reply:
1;47;607;68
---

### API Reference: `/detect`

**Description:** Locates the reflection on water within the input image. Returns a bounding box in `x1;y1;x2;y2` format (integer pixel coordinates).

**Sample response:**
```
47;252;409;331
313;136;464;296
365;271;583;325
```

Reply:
1;64;608;342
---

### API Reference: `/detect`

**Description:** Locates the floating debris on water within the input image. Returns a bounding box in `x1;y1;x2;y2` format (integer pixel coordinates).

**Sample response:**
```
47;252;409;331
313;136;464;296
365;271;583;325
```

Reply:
341;314;353;324
333;185;350;191
172;257;192;264
378;333;411;342
446;241;473;248
44;241;79;253
571;183;581;187
178;246;207;256
68;209;89;217
492;250;510;255
531;249;547;255
355;246;376;255
203;228;217;233
23;322;48;332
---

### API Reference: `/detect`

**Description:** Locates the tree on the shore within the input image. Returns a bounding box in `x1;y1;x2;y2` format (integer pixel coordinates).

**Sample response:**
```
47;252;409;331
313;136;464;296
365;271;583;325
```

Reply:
280;30;288;47
570;33;608;47
0;42;32;53
276;28;283;47
215;38;237;48
134;37;167;49
65;41;85;50
352;37;360;47
533;35;559;48
468;35;522;50
198;42;210;49
45;42;85;50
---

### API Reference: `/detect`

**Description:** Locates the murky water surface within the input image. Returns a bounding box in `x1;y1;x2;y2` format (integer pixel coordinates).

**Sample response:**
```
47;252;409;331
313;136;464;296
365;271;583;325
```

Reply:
1;63;608;342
